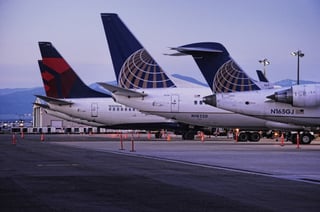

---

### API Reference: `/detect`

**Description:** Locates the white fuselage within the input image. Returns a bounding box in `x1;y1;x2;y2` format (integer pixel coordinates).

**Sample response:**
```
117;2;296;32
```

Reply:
111;87;302;130
46;97;176;127
42;107;105;127
214;89;320;126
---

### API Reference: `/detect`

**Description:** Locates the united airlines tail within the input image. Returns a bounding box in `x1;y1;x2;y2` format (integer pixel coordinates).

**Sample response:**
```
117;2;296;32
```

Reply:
101;13;176;89
256;70;269;83
38;42;109;98
171;42;261;92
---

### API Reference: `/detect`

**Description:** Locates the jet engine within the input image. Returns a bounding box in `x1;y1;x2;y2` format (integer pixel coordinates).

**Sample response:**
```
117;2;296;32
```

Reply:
267;84;320;107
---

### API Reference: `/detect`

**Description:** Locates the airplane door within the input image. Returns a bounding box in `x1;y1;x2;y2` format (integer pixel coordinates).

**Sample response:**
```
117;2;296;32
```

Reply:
91;103;98;117
171;94;179;112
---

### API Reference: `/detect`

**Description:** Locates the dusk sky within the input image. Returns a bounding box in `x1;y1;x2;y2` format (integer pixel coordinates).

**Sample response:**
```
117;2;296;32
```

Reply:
0;0;319;89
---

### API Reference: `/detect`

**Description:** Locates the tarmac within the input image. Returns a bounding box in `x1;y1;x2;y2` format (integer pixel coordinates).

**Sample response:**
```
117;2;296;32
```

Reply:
1;133;320;211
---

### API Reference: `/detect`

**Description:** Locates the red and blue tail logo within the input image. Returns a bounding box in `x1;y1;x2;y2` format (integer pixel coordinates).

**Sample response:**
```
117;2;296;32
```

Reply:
38;42;109;98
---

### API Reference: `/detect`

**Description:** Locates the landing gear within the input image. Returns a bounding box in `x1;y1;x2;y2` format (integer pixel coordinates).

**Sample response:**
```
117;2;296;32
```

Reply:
248;132;261;142
289;132;314;145
182;130;196;140
236;132;261;142
300;133;313;144
237;132;248;142
155;131;162;139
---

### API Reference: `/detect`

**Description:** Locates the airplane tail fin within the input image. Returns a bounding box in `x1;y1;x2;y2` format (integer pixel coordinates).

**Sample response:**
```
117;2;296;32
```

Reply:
171;42;260;92
38;42;109;98
256;70;269;83
101;13;176;89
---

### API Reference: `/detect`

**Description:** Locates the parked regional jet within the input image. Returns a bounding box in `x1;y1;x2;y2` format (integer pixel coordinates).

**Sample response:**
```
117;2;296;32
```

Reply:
34;100;104;127
203;84;320;128
98;13;302;141
36;42;186;135
171;42;318;144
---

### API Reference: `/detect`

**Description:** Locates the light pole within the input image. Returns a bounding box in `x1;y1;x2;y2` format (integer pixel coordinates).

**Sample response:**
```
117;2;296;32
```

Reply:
291;50;304;85
258;58;270;77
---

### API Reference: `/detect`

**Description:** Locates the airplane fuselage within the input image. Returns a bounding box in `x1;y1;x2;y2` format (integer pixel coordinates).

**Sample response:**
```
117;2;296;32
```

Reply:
212;89;320;127
46;97;178;129
42;107;105;127
111;87;302;130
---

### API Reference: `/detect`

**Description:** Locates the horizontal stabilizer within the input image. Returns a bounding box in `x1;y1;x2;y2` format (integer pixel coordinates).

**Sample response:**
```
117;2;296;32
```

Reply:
170;46;223;55
35;95;73;105
97;83;147;98
164;52;187;56
33;102;50;109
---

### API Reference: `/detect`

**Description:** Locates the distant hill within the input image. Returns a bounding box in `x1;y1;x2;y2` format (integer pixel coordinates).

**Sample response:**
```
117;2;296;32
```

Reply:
0;82;114;121
171;74;208;87
274;79;318;87
0;77;318;121
0;87;45;114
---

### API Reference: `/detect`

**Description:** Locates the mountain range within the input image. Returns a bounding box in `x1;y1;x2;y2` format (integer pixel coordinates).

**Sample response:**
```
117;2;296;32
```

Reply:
0;76;318;121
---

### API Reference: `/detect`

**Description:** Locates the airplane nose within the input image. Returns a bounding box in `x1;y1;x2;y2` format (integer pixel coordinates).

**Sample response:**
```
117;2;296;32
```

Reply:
203;94;217;107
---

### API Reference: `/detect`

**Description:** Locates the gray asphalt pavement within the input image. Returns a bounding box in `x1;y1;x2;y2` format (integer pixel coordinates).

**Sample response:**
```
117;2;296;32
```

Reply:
1;134;319;211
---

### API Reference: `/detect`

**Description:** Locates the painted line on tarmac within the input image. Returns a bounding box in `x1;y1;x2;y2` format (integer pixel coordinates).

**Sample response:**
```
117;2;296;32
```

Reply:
50;142;320;185
100;149;320;185
37;163;80;167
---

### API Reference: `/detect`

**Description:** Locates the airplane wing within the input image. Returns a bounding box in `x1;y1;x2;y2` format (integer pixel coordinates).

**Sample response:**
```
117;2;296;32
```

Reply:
35;95;73;106
97;82;147;98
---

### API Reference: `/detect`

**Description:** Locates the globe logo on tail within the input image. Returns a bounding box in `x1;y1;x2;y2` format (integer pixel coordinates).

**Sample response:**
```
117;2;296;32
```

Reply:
213;60;260;92
118;49;176;89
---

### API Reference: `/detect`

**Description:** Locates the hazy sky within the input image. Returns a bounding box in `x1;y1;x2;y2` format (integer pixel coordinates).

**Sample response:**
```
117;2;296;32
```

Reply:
0;0;319;88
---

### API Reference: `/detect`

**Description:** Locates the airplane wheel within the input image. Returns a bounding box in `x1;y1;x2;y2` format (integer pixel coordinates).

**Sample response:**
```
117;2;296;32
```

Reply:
300;133;312;145
182;131;195;140
155;132;162;139
249;132;260;142
238;133;248;142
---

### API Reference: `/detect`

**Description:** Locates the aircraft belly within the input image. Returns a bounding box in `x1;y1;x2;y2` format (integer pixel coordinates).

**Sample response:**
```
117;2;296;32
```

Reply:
259;116;320;126
152;111;269;128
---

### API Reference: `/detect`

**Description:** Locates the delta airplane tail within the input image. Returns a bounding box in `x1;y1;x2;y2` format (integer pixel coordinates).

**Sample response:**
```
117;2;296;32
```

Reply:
171;42;261;93
101;13;176;89
38;42;109;98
